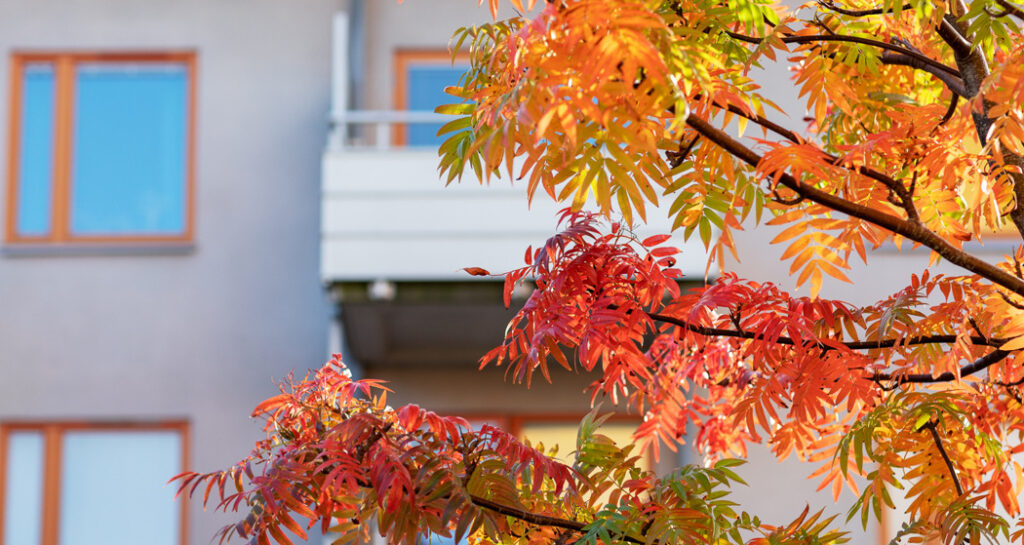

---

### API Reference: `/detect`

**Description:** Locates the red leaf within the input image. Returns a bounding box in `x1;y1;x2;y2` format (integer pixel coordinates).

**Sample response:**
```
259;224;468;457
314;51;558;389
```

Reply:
642;234;672;247
650;246;679;257
463;267;491;276
397;404;423;432
251;394;291;417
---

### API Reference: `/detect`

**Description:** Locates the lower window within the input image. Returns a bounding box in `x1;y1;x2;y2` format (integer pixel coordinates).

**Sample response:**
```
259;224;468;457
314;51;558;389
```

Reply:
419;415;646;545
0;421;188;545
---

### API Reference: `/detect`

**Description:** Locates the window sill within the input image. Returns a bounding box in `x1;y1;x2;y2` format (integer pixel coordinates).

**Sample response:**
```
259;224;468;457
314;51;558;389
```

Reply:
2;241;195;257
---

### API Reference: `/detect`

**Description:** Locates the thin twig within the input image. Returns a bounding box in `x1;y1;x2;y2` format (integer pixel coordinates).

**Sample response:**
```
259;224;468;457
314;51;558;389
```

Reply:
816;1;913;16
986;0;1024;19
917;420;965;496
872;350;1010;385
645;310;1008;351
469;494;647;545
939;93;959;126
668;135;701;168
723;31;962;78
469;495;589;533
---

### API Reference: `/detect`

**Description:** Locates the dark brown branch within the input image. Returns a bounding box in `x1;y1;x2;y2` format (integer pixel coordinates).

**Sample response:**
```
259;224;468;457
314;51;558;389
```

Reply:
879;50;969;97
939;2;1024;244
469;494;645;545
940;4;993;146
994;375;1024;387
723;31;962;78
872;349;1010;384
917;420;965;496
936;17;973;58
470;495;587;532
645;310;1008;351
355;422;393;462
683;114;1024;297
816;1;912;16
667;135;701;168
986;0;1024;20
718;102;802;144
772;187;805;205
999;291;1024;310
711;101;920;219
939;93;959;126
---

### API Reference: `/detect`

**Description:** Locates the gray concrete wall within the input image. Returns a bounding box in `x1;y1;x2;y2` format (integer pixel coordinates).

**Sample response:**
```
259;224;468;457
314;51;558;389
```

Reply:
0;1;339;542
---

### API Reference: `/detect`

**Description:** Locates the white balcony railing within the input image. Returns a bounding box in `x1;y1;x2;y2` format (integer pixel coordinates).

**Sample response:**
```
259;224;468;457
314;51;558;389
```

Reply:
328;12;454;151
328;110;451;150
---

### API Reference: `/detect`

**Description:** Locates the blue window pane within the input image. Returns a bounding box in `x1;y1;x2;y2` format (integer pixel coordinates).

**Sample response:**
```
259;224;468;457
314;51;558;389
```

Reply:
421;534;466;545
3;431;45;545
17;64;56;236
70;64;187;235
406;65;466;147
59;431;181;545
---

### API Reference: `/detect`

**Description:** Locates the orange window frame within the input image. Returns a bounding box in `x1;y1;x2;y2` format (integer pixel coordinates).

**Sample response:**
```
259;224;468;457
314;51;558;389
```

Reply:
0;420;190;545
5;51;197;245
460;412;652;465
392;49;470;147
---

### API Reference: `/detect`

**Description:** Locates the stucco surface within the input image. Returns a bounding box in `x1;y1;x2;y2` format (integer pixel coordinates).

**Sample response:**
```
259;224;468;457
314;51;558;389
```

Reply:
0;1;338;541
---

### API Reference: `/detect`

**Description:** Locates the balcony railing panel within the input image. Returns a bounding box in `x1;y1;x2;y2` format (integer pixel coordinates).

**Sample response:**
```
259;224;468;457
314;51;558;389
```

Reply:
328;110;452;150
321;138;713;282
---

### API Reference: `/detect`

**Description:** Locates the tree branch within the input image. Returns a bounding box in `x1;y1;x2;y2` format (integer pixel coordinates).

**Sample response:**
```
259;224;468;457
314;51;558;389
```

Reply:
940;3;993;145
934;3;1024;243
917;420;965;496
709;101;921;220
469;495;587;532
939;93;960;126
871;349;1010;385
723;31;962;78
646;310;1008;351
816;1;913;16
683;113;1024;297
878;50;969;97
935;17;973;58
985;0;1024;22
468;494;645;545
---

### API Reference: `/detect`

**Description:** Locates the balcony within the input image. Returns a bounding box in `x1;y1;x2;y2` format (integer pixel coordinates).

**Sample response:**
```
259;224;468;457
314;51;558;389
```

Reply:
320;12;712;286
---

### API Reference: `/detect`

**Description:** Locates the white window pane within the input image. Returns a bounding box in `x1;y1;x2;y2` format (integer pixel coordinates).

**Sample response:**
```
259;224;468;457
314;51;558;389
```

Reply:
59;431;181;545
3;431;44;545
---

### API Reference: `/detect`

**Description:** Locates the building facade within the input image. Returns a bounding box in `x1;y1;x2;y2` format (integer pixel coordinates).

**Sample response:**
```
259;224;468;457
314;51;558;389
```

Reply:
2;1;998;545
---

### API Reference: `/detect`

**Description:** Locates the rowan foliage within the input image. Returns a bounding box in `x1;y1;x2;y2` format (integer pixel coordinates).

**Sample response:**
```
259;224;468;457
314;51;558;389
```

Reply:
177;0;1024;544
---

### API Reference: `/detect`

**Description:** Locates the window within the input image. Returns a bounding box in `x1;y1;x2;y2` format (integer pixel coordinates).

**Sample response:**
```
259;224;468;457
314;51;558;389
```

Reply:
0;421;188;545
6;52;195;245
518;419;648;469
394;50;469;147
419;415;646;545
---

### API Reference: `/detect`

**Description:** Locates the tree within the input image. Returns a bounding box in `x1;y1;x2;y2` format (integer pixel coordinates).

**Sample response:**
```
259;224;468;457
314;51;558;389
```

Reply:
176;0;1024;544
